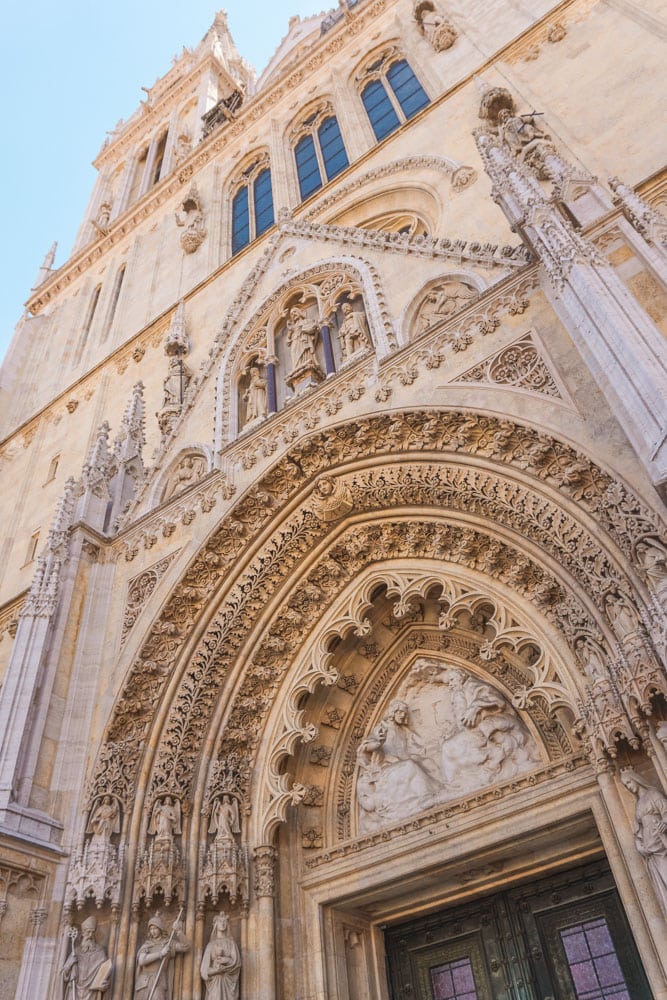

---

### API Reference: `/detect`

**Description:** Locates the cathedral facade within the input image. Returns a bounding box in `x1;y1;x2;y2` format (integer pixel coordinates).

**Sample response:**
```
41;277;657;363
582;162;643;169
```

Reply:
1;1;666;997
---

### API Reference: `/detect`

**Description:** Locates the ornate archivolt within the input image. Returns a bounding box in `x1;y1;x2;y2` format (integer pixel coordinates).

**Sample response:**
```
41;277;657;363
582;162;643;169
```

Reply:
80;410;667;923
257;560;579;845
214;258;394;447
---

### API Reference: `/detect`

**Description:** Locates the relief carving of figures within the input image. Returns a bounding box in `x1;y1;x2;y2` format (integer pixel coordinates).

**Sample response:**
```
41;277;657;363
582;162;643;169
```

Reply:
175;184;206;254
148;796;181;846
86;795;121;851
163;454;207;500
621;769;667;914
62;917;112;1000
200;912;241;1000
209;795;240;845
413;0;458;51
416;281;478;332
356;657;540;832
242;367;268;424
134;913;190;1000
357;700;442;827
337;301;370;361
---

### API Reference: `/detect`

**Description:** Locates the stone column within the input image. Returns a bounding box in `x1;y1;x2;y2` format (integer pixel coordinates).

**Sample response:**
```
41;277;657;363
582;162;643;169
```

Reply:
253;844;277;1000
321;322;336;375
593;764;667;994
475;128;667;492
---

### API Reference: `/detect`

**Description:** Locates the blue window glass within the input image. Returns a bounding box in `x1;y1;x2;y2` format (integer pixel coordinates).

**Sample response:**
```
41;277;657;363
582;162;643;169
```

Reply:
231;186;250;255
318;117;349;181
295;134;322;200
361;79;400;141
254;168;274;237
386;59;429;119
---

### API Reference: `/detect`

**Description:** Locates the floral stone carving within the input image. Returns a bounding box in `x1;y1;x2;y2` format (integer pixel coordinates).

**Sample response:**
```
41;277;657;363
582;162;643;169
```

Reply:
356;656;541;832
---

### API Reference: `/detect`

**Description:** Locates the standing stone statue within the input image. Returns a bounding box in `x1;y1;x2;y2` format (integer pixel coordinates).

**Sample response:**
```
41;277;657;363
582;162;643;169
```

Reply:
148;797;181;845
209;795;240;845
200;912;241;1000
62;916;112;1000
242;368;268;423
286;307;320;373
134;914;190;1000
337;301;369;360
86;796;120;850
621;769;667;914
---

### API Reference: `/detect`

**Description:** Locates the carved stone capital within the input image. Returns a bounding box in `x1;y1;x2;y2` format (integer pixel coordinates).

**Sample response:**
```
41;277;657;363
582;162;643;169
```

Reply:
253;845;277;897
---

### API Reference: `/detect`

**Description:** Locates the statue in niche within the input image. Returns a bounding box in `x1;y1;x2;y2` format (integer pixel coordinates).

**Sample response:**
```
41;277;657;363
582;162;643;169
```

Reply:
636;538;667;610
620;769;667;914
286;306;321;373
605;593;641;638
414;0;458;51
242;367;268;424
496;108;553;171
574;637;608;683
356;657;539;833
337;301;370;360
92;202;112;238
86;795;120;851
209;795;240;845
62;916;112;1000
200;912;241;1000
175;184;206;254
172;131;192;167
148;796;181;845
416;281;477;332
134;913;190;1000
163;454;207;500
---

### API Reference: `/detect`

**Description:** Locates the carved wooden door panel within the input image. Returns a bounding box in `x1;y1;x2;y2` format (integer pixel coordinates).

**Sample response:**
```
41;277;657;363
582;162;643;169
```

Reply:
385;862;653;1000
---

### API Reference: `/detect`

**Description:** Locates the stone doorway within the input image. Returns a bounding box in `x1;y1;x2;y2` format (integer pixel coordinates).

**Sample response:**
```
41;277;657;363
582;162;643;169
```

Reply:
384;860;652;1000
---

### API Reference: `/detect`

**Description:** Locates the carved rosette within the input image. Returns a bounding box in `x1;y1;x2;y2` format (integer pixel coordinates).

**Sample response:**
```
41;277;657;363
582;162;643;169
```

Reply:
252;845;277;898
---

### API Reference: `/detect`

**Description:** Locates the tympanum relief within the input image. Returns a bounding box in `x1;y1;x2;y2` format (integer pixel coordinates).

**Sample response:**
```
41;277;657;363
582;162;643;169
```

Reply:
356;657;540;832
415;279;479;333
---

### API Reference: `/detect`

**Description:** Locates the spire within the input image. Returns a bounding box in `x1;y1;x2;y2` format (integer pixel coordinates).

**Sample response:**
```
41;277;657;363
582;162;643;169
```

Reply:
32;242;58;290
22;477;76;617
609;177;667;247
164;299;189;356
114;381;146;464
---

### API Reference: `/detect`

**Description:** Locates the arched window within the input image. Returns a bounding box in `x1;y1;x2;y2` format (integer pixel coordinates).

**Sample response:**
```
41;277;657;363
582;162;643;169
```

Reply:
231;155;275;255
102;264;125;342
292;106;349;201
74;283;102;364
358;51;429;141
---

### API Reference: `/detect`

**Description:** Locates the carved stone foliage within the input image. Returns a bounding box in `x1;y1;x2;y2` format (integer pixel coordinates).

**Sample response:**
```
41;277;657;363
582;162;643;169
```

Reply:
451;332;564;399
90;412;665;816
413;278;480;334
355;658;541;833
122;551;180;645
414;0;458;51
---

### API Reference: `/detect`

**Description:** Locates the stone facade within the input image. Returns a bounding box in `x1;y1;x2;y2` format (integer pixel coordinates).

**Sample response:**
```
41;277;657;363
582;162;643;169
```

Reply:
0;2;666;998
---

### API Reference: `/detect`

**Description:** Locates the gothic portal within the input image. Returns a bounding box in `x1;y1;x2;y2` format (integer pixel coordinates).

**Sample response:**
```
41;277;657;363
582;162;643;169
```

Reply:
0;2;666;999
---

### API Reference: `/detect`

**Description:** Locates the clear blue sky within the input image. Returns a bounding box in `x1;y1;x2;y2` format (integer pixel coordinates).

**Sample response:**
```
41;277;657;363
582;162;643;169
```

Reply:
0;1;330;365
